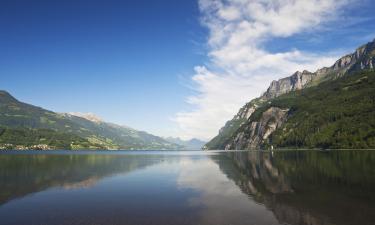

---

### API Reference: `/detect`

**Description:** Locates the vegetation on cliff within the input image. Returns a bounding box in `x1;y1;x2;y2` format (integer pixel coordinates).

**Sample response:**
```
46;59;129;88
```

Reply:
206;70;375;149
205;38;375;150
270;70;375;149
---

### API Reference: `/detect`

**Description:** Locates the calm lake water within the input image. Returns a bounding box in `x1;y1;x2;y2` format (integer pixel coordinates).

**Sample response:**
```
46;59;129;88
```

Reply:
0;150;374;225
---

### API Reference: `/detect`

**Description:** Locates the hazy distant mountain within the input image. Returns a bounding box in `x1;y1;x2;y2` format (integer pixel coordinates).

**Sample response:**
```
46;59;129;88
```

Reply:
164;137;205;150
0;91;180;150
205;38;375;150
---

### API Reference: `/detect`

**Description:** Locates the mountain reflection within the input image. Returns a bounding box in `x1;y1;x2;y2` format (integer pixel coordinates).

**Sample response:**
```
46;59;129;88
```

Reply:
1;150;374;225
0;152;170;205
218;150;375;225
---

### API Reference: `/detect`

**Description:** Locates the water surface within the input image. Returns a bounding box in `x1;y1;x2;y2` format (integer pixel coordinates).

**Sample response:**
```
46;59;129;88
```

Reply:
0;150;374;225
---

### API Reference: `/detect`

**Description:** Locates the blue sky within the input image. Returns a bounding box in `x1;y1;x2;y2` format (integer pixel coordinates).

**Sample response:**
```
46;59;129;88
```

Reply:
1;0;375;140
0;0;207;135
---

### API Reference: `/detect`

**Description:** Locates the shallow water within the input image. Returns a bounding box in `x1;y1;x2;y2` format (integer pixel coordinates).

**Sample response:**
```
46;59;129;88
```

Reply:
0;150;374;225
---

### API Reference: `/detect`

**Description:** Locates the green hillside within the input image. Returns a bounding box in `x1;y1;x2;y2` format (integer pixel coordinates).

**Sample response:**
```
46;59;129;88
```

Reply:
0;127;104;150
0;91;179;150
269;70;375;149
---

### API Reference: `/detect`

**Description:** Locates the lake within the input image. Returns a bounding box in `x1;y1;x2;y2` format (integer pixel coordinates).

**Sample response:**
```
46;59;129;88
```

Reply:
0;150;374;225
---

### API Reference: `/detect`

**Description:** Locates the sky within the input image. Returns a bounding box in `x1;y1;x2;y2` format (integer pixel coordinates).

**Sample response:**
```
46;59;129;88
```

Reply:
1;0;375;141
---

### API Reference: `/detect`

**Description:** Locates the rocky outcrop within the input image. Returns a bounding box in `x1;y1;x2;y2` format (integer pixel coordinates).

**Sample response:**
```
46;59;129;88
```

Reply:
261;70;316;99
225;107;289;150
262;39;375;101
205;38;375;150
233;101;258;120
203;99;264;150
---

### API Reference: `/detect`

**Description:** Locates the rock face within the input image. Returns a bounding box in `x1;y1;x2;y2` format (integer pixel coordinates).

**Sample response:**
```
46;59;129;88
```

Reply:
225;107;289;150
261;40;375;100
203;100;261;150
262;39;375;101
262;70;316;99
234;101;258;120
205;38;375;150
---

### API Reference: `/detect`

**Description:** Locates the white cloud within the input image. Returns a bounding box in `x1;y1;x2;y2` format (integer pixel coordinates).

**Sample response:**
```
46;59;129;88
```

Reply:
174;0;352;140
176;158;280;224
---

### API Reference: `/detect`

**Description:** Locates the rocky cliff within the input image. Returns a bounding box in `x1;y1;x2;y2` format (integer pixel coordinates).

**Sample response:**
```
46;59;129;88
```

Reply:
224;107;289;150
261;70;316;99
204;38;375;150
261;38;375;101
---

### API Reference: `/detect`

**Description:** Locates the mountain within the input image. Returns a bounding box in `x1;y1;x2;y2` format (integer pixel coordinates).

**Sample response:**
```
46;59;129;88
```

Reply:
0;91;180;150
164;137;205;150
67;112;103;123
204;38;375;150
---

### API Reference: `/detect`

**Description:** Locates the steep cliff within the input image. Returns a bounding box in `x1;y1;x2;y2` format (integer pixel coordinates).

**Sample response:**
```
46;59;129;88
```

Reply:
261;38;375;101
261;70;316;99
224;107;289;150
205;39;375;150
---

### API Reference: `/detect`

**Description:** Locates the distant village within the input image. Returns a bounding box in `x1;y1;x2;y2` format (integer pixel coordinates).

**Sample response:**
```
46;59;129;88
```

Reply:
0;144;53;150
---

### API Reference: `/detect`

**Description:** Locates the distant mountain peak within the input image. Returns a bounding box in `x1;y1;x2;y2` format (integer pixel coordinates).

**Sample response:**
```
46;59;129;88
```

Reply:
67;112;103;123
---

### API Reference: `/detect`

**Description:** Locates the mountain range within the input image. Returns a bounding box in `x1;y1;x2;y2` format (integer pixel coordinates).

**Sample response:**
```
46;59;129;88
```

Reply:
0;92;181;150
2;38;374;150
164;137;205;150
205;38;375;150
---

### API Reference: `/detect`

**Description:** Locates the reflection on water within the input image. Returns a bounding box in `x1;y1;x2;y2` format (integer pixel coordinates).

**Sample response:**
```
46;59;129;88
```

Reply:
0;150;374;225
222;150;375;225
0;152;170;205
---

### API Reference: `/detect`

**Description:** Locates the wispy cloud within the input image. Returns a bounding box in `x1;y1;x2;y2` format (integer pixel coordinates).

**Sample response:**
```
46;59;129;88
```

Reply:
174;0;354;140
